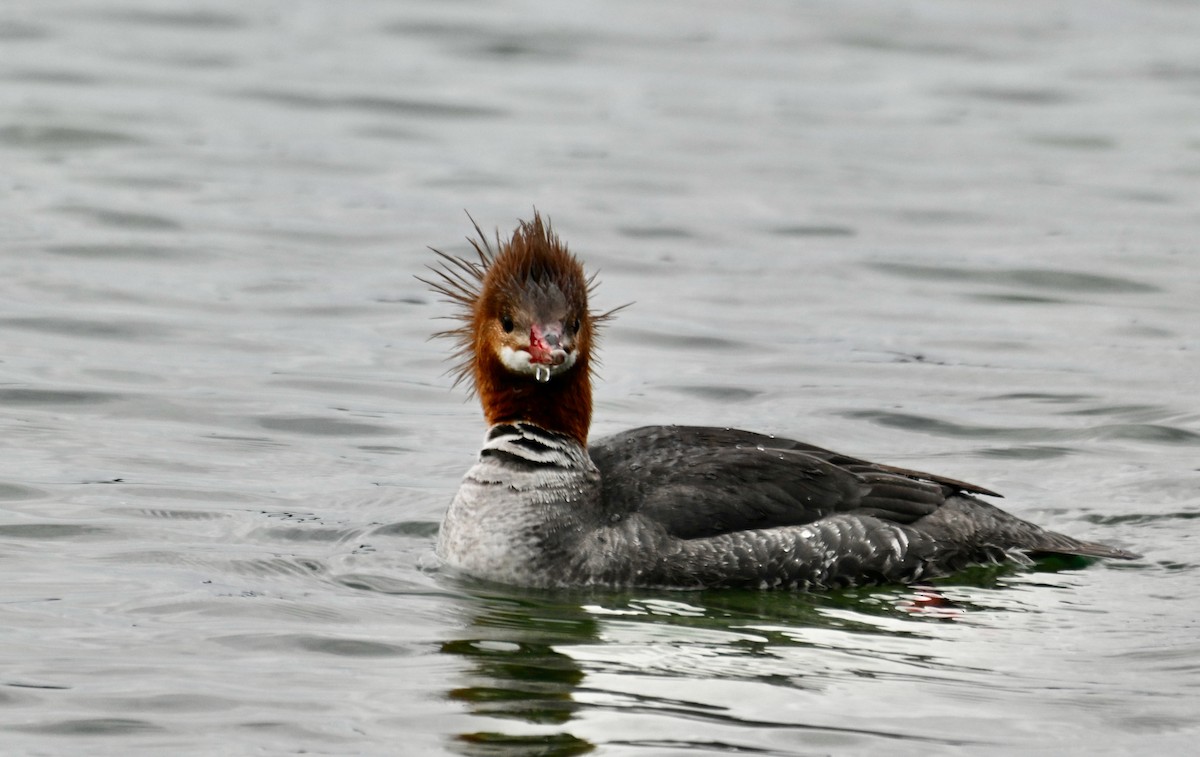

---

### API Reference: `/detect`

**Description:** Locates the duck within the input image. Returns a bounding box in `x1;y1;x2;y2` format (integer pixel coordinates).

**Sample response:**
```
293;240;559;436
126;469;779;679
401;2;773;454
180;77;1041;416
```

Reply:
421;212;1139;590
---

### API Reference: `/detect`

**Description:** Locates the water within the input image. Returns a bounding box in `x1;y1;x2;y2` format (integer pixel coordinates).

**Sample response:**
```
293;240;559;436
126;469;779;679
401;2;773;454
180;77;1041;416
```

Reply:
2;0;1198;754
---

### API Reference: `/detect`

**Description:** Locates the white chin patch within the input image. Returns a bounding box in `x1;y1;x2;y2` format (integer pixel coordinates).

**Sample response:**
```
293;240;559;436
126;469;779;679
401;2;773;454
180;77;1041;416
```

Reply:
499;346;577;378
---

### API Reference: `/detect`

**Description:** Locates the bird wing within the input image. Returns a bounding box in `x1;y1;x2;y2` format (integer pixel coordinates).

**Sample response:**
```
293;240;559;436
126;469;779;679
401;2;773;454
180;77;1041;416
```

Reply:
589;425;996;540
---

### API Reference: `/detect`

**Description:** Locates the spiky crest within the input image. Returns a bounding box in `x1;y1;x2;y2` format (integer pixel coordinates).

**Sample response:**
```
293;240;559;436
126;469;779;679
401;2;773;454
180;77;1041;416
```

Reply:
418;211;623;395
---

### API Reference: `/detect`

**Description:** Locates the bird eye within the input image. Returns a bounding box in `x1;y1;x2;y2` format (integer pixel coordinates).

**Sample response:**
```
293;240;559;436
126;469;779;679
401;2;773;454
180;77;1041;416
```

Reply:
500;314;514;333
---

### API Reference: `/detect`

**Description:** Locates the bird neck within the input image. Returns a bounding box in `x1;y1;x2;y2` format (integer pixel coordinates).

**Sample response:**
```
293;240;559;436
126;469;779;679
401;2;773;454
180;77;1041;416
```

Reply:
476;350;592;447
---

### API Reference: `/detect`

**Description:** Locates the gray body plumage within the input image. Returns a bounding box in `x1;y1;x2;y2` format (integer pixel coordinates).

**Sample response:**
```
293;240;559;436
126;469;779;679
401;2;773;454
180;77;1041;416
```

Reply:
436;423;1137;590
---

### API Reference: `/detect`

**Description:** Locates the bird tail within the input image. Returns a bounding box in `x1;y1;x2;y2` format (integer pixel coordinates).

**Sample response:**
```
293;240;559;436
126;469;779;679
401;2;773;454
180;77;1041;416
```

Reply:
1027;530;1141;560
925;496;1141;562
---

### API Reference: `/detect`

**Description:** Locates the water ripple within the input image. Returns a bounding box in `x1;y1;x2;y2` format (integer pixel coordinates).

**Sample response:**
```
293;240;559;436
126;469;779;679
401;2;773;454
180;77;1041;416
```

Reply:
0;524;109;539
0;124;144;149
44;243;194;261
231;89;506;119
93;9;246;29
256;416;393;437
214;633;413;658
0;388;120;406
0;317;168;340
13;718;162;736
51;205;184;231
0;21;50;40
769;224;856;237
870;262;1159;294
841;410;1199;447
0;483;48;500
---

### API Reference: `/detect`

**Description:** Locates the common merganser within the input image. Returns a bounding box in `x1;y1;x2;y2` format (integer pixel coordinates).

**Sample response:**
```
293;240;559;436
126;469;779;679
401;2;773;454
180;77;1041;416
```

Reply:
422;213;1139;590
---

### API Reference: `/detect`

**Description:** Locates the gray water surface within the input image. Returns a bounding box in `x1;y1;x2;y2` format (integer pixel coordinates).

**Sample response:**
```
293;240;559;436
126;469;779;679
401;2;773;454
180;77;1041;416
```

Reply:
3;1;1198;755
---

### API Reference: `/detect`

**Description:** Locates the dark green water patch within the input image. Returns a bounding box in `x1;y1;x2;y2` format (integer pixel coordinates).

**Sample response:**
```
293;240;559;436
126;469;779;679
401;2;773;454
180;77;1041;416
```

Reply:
456;731;593;757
